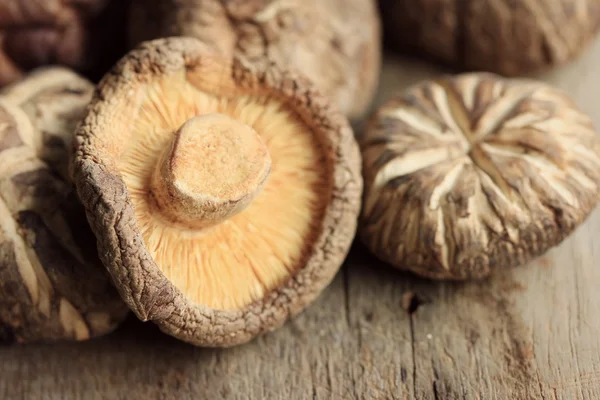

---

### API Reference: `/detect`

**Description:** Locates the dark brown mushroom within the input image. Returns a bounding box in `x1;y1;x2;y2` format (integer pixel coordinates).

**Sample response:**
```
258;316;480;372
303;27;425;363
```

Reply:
0;0;128;86
379;0;600;76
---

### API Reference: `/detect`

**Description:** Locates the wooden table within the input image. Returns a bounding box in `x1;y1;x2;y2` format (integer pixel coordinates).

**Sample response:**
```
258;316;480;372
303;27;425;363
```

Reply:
3;38;600;400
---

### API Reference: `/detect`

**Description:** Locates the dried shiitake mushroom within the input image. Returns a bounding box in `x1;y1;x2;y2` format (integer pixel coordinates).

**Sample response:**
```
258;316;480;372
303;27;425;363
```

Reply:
1;67;96;179
0;0;127;86
72;37;362;347
379;0;600;76
0;67;129;344
128;0;381;120
360;72;600;280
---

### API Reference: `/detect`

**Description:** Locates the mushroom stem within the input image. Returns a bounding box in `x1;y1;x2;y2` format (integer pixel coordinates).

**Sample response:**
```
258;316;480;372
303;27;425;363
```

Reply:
150;113;271;229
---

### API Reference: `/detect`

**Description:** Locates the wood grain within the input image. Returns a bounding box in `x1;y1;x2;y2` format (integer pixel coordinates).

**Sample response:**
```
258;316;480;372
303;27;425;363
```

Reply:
3;36;600;400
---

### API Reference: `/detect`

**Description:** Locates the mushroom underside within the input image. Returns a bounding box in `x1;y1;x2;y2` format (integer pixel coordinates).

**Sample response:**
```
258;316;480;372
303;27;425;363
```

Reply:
117;72;331;310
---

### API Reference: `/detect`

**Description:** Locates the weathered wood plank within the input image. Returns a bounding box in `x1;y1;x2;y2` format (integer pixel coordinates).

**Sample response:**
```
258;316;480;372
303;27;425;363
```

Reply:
2;35;600;400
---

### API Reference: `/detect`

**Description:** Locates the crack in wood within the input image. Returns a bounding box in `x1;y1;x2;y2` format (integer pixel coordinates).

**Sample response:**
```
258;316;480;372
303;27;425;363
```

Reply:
402;291;422;315
409;313;417;399
342;268;362;400
537;370;547;400
433;380;441;400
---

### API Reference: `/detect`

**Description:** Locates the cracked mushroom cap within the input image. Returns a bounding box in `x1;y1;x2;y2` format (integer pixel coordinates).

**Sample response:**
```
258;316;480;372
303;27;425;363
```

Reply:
0;67;129;343
128;0;381;120
360;72;600;280
379;0;600;76
0;0;127;86
72;37;362;347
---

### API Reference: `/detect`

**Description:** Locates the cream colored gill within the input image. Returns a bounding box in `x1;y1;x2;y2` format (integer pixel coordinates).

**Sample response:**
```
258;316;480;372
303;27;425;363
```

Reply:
117;74;329;310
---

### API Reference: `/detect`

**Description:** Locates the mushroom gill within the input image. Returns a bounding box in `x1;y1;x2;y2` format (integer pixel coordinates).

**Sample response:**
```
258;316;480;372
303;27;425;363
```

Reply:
118;72;330;310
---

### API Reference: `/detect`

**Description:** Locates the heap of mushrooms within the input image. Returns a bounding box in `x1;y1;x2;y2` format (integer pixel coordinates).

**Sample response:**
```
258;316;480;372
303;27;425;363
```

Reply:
72;37;362;347
4;0;599;351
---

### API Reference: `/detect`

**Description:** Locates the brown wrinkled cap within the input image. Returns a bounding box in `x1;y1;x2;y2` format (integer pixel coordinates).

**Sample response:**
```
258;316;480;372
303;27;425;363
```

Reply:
360;72;600;280
0;67;96;179
379;0;600;76
0;67;129;344
72;37;362;347
128;0;382;120
0;0;128;86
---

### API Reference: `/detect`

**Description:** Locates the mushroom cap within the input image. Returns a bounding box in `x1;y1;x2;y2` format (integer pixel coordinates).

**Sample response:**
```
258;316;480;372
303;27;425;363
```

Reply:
0;0;127;86
0;67;129;343
128;0;382;120
72;37;362;347
379;0;600;76
360;72;600;280
0;66;95;179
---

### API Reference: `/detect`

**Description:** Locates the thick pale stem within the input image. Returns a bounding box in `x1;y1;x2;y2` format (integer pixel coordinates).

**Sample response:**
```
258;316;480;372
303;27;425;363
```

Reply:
150;113;271;229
